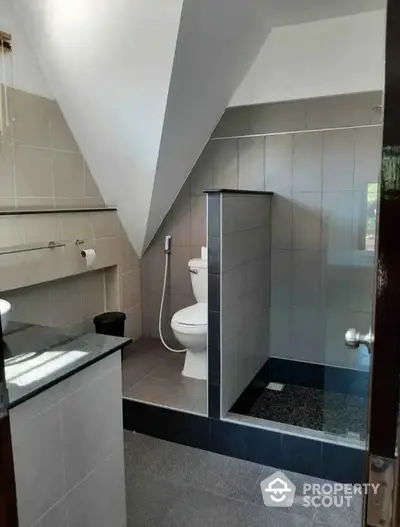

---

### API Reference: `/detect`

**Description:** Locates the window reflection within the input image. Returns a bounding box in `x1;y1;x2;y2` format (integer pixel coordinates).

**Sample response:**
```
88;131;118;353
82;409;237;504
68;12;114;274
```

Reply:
365;182;378;251
5;350;88;386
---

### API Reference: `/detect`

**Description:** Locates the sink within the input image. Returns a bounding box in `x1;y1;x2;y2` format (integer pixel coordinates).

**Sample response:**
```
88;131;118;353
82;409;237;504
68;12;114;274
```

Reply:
0;299;11;333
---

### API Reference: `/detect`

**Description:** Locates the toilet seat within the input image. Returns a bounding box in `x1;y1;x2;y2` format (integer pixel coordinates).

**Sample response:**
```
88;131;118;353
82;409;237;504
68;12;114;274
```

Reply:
171;303;207;334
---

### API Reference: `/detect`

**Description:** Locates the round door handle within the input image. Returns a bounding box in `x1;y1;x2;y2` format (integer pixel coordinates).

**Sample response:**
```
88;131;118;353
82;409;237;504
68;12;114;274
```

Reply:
345;328;374;352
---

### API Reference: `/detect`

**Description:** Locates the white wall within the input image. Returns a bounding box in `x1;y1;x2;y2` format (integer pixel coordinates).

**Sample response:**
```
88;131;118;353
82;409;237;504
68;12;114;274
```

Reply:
144;0;271;248
0;0;52;97
230;10;386;106
12;0;184;257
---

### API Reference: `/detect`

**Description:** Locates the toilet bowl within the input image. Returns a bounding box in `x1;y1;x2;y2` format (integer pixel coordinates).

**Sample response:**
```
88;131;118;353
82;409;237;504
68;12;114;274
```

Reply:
171;303;207;380
170;255;208;380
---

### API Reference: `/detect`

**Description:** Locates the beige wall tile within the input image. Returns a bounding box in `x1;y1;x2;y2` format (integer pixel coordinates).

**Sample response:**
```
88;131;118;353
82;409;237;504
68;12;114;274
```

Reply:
5;283;52;326
121;270;141;311
50;101;79;152
93;236;121;269
0;88;141;339
81;270;105;318
0;86;14;143
0;143;15;198
0;197;15;208
15;197;54;209
61;213;93;243
49;276;83;327
190;196;206;248
55;197;86;209
25;245;67;286
53;151;85;199
105;267;121;311
91;211;120;239
0;253;26;291
0;216;24;247
23;215;62;244
125;305;143;340
13;88;51;147
15;145;53;198
60;242;89;277
121;236;140;273
170;185;191;246
170;246;192;296
84;163;104;205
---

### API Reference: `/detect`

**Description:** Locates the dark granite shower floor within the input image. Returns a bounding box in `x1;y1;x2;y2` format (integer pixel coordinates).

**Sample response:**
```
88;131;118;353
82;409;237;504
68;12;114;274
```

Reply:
247;384;367;439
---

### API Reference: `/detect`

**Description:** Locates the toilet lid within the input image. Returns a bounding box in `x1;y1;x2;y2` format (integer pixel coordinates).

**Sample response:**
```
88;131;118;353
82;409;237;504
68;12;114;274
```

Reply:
172;303;207;327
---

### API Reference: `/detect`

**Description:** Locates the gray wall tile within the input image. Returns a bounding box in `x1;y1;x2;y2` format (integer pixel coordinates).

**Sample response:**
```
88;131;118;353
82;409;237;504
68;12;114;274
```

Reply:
322;129;355;191
292;192;322;250
265;134;293;196
271;250;291;307
144;94;382;370
291;250;322;307
220;193;271;415
250;100;307;134
354;126;383;190
271;196;292;249
322;191;354;252
214;140;238;189
238;137;265;191
293;132;323;192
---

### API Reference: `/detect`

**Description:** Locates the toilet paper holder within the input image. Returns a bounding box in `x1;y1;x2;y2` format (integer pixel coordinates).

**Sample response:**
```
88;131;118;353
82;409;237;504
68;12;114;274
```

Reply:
75;239;86;257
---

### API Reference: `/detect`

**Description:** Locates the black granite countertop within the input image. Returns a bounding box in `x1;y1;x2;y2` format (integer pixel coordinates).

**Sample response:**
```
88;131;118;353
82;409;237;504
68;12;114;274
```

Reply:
2;322;131;409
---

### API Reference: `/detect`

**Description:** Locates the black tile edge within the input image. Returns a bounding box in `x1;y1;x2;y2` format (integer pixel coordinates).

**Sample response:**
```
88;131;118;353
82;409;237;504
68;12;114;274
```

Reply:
322;442;367;483
208;306;221;418
207;238;220;274
203;189;274;196
269;358;369;397
230;360;270;414
281;434;323;478
123;399;366;482
207;193;221;239
208;273;220;312
0;207;117;215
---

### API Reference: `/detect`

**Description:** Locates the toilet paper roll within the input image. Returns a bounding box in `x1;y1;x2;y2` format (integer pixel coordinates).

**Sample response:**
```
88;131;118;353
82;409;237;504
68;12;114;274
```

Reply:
201;246;207;260
81;248;96;268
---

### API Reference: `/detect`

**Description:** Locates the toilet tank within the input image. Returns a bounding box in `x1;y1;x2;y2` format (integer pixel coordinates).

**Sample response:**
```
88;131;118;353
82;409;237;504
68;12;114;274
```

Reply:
188;258;207;303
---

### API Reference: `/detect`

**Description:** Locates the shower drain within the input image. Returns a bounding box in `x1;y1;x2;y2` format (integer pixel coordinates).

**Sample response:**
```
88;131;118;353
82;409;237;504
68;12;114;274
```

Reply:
266;382;285;392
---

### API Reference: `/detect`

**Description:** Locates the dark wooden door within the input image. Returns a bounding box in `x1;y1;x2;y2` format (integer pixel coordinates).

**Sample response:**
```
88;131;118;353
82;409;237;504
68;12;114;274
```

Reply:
364;0;400;524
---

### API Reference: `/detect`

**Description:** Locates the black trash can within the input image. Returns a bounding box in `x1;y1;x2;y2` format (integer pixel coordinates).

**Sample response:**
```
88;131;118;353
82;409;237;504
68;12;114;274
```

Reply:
93;311;126;337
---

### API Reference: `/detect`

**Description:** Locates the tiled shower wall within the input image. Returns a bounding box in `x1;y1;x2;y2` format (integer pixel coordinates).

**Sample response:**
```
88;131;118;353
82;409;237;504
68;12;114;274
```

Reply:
0;87;142;339
143;92;382;368
220;192;271;415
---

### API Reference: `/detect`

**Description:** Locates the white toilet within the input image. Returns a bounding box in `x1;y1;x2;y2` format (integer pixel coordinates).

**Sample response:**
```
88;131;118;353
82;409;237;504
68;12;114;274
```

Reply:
171;255;207;380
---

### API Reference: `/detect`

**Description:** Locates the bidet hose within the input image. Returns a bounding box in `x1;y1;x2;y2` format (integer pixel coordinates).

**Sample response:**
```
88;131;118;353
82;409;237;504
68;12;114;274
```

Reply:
158;252;187;353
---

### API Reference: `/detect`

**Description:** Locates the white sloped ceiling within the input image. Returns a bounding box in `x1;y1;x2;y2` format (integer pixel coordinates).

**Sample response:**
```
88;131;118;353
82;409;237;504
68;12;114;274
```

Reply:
11;0;383;255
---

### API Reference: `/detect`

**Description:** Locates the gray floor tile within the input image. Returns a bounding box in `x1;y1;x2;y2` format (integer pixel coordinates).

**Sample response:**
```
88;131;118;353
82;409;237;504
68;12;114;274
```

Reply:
164;487;246;527
146;438;207;485
124;432;206;485
241;503;310;527
126;376;181;405
191;451;263;502
124;431;163;475
313;494;363;527
122;338;206;414
148;359;186;383
252;468;319;520
125;472;185;525
166;378;207;415
122;368;147;395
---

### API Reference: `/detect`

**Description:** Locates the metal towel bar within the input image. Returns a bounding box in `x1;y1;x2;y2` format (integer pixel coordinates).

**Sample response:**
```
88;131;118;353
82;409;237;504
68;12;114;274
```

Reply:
0;241;66;256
